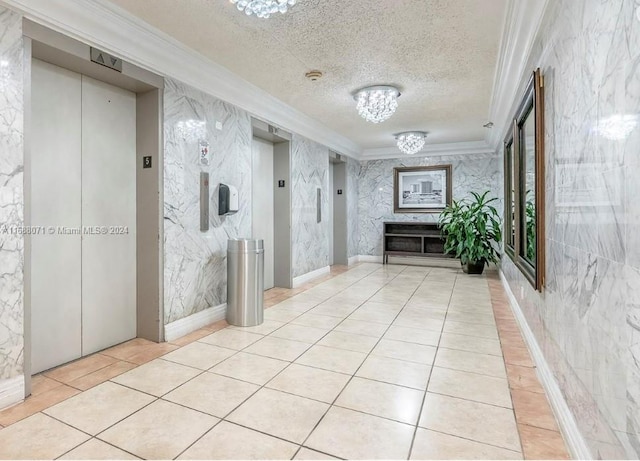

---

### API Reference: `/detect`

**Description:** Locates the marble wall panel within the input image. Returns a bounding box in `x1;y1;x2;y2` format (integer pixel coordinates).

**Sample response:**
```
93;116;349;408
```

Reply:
291;134;330;277
0;7;24;382
357;153;502;256
501;0;640;457
346;156;359;259
163;78;252;324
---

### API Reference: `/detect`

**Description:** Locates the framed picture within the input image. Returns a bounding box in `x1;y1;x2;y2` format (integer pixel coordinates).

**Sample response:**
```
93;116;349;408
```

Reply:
393;165;452;213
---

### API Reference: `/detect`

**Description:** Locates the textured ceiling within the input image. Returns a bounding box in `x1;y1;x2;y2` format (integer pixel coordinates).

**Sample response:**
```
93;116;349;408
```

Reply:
109;0;507;150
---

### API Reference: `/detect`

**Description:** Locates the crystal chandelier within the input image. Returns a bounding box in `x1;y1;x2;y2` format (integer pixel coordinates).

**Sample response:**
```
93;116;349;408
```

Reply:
230;0;297;18
353;85;401;123
396;132;427;155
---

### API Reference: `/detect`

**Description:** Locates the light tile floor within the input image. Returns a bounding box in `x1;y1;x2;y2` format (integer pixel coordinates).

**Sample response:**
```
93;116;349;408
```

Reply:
0;263;570;460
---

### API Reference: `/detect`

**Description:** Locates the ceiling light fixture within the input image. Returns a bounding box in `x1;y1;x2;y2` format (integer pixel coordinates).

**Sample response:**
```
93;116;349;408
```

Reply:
396;131;427;155
353;85;401;123
230;0;297;18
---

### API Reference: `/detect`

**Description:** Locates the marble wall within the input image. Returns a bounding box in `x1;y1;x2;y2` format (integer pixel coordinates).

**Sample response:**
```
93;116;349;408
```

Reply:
501;0;640;458
357;153;502;256
346;156;360;259
163;79;252;324
291;134;330;278
0;7;24;383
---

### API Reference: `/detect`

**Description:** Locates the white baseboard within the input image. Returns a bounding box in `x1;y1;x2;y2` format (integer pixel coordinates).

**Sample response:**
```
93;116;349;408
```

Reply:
357;255;383;263
0;375;24;411
357;254;460;269
292;265;330;288
164;303;227;342
499;271;592;460
347;255;360;265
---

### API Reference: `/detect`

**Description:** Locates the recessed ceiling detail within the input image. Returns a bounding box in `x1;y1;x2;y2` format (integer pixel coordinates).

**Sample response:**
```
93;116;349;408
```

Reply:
230;0;297;18
396;131;427;155
353;85;401;124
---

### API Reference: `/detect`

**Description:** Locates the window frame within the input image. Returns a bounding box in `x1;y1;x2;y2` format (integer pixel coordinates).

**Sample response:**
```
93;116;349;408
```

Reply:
503;69;545;291
503;134;516;259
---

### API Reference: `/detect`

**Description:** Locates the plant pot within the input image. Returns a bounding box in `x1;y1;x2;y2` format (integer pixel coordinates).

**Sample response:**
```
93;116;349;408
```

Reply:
462;260;486;275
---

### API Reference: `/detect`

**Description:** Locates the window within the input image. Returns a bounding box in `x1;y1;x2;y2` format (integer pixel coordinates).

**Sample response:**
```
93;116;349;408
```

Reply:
504;135;515;256
503;69;545;291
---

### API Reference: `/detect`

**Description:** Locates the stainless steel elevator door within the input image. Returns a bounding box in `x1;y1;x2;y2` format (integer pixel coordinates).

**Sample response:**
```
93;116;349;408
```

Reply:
31;59;83;374
81;75;137;355
30;60;137;372
251;138;275;290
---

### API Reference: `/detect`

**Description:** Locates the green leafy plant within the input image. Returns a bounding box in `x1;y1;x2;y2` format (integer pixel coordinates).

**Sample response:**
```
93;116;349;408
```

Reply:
525;194;536;262
438;191;502;266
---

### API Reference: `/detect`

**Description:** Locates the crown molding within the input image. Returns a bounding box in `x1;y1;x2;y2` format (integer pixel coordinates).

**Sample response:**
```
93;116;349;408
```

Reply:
1;0;362;158
486;0;550;150
360;140;496;161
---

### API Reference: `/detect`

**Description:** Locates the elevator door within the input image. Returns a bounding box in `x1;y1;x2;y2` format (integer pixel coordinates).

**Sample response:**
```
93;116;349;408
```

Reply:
30;59;137;373
31;60;82;373
81;75;137;355
251;138;275;290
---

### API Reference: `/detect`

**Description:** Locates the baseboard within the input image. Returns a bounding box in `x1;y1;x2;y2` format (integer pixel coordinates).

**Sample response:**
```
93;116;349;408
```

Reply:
499;271;592;460
347;255;360;265
164;303;227;342
357;255;383;263
0;375;24;411
292;265;330;288
357;254;460;269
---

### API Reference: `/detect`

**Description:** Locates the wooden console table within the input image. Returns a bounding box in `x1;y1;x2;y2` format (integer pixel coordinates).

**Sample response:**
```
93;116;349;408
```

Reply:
383;221;451;264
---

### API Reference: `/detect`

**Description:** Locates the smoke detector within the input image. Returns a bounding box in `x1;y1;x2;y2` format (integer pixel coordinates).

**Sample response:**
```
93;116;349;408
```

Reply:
305;70;323;81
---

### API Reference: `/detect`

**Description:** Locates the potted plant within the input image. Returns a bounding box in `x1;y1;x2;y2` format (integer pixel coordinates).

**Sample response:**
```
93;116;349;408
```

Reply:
438;191;502;275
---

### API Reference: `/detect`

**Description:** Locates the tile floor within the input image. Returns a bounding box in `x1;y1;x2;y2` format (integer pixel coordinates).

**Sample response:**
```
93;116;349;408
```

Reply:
0;263;570;460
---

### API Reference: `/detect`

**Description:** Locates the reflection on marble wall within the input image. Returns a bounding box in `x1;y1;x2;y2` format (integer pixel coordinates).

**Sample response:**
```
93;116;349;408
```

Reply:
291;134;329;277
164;79;252;324
358;153;502;256
0;8;23;382
502;0;640;458
346;156;359;259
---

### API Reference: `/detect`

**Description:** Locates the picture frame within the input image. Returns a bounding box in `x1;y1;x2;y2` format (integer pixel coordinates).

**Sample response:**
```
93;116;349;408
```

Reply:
393;165;452;213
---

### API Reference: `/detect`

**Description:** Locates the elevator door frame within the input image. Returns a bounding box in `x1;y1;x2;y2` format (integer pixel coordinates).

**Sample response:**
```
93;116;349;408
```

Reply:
251;118;293;289
330;153;348;266
22;21;165;396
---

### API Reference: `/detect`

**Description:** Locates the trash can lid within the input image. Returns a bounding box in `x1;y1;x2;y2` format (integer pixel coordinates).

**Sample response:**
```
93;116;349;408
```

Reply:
228;238;264;252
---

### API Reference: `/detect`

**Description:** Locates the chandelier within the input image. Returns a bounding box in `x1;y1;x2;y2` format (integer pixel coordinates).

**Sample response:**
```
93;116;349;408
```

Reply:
396;132;427;155
353;85;401;123
230;0;297;18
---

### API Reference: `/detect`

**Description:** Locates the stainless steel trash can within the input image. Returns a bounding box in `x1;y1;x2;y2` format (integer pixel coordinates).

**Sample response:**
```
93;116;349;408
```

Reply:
226;238;264;327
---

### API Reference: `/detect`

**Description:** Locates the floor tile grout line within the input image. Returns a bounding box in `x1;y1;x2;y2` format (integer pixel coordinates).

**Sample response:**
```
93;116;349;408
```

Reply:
293;265;431;460
174;265;385;458
428;363;508;379
424;389;514;411
488;275;529;456
42;393;163;460
173;263;382;460
288;265;416;459
7;264;497;460
406;268;461;460
421;427;524;455
53;429;142;460
7;265;373;458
